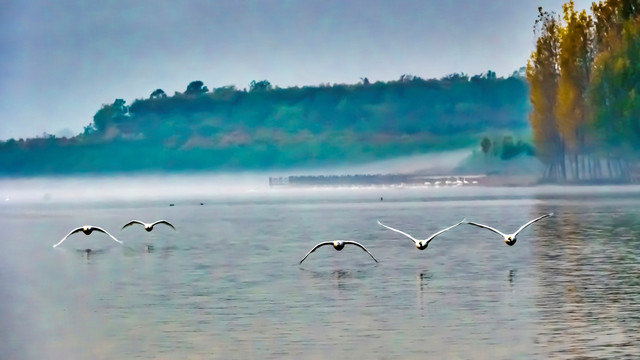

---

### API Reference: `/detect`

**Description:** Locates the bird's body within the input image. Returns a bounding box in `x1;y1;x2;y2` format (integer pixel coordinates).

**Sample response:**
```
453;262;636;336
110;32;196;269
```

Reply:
299;240;378;264
53;226;122;248
122;220;175;232
377;219;465;250
467;213;553;246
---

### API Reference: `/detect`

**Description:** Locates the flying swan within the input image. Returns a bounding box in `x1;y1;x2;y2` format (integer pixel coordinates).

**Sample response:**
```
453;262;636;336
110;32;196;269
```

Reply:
53;226;122;248
121;220;176;232
467;213;554;246
299;240;378;264
377;218;465;250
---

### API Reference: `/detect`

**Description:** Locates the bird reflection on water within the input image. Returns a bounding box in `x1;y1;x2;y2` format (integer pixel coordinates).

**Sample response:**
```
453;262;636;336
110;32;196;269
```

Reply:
331;270;354;291
416;270;433;313
299;267;375;292
74;248;107;260
126;243;180;257
508;268;517;286
417;270;433;292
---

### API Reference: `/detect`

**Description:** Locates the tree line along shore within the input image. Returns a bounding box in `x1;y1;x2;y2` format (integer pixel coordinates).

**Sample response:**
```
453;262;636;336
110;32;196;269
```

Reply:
2;0;639;183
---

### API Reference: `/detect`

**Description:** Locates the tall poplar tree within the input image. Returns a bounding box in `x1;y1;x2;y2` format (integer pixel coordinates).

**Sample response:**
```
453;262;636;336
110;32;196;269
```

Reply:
527;7;565;180
555;1;594;179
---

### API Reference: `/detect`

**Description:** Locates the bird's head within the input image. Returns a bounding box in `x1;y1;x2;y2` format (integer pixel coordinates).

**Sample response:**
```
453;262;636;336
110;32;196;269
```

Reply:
333;241;345;250
145;225;152;231
416;241;428;250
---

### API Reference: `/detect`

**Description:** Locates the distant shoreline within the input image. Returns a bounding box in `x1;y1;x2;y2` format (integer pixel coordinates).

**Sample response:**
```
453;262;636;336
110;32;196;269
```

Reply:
269;173;638;188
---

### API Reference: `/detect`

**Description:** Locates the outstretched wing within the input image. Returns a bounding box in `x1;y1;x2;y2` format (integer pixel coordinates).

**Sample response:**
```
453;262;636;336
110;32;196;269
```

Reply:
299;242;333;264
377;220;419;243
122;220;145;230
426;218;466;244
91;226;123;244
151;220;176;230
513;213;553;237
343;241;379;263
52;227;84;248
467;221;507;238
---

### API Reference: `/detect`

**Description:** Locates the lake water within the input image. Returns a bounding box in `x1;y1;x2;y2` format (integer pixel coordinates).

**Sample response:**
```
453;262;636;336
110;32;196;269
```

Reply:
1;179;640;359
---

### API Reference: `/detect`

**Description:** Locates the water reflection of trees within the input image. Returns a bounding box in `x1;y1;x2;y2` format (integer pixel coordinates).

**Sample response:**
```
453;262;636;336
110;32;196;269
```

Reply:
532;203;640;358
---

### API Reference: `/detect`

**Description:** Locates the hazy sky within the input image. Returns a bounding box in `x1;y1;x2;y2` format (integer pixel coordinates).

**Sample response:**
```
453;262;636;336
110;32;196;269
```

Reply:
1;0;592;140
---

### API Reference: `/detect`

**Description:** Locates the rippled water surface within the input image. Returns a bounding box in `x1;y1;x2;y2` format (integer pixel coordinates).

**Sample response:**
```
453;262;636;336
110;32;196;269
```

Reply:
2;182;640;359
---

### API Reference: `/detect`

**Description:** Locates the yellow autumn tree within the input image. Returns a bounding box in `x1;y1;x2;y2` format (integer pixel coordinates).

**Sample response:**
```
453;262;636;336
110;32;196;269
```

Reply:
528;0;640;182
527;7;565;180
555;1;594;180
591;0;623;53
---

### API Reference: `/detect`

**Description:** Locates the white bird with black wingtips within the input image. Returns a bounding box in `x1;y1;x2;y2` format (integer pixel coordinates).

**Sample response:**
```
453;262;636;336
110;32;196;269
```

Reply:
53;226;122;248
467;213;554;246
299;240;378;264
377;218;465;250
121;220;176;232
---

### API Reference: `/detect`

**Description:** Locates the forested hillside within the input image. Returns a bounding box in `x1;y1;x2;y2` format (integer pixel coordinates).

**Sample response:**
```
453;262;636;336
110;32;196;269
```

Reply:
0;73;530;175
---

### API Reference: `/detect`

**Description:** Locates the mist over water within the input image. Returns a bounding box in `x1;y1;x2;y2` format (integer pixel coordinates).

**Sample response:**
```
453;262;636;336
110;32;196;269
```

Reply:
1;177;640;359
292;149;474;175
0;173;270;203
0;150;472;204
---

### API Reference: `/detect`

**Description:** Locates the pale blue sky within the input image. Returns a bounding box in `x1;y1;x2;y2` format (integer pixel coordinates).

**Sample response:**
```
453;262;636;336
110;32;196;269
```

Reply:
1;0;592;139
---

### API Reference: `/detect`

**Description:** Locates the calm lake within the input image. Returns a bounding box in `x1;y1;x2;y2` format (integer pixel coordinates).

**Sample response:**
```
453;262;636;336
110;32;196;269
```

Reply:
1;177;640;359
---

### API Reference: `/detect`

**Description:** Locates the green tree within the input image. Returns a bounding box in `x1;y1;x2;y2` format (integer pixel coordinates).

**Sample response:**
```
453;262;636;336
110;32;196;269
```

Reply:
590;15;640;158
150;89;167;99
249;80;272;92
481;136;491;156
185;81;208;95
92;99;128;132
